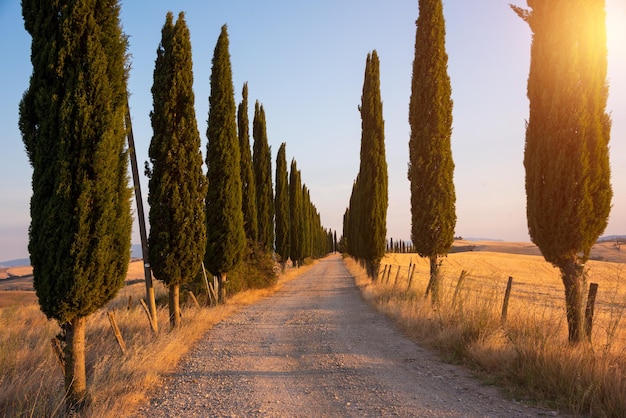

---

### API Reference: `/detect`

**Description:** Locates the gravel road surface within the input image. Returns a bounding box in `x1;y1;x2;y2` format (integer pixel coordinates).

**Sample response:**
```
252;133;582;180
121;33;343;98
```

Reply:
136;254;561;417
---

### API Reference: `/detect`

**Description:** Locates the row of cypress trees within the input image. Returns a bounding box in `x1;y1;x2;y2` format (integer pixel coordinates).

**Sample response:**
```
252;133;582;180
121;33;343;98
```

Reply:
147;17;334;323
19;5;334;409
346;0;613;343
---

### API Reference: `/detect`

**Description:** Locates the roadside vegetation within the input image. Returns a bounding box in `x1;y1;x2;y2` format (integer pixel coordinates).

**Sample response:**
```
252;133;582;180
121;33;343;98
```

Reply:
345;246;626;417
0;260;316;417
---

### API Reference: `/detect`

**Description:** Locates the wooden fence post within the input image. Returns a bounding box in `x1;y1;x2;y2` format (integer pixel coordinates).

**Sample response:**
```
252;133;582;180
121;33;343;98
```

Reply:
501;276;514;324
393;266;401;287
377;265;387;282
452;270;468;308
50;337;65;376
386;265;392;284
107;311;126;354
140;298;158;333
406;264;416;292
188;290;201;309
584;282;599;341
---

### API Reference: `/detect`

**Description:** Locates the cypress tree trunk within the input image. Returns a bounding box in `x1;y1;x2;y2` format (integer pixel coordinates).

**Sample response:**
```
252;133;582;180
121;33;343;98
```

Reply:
64;317;87;411
217;272;227;303
426;256;441;306
169;283;181;328
560;258;585;343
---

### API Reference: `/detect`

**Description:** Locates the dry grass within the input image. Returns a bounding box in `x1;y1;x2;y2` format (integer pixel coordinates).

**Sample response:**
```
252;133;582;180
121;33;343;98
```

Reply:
0;261;316;417
345;243;626;417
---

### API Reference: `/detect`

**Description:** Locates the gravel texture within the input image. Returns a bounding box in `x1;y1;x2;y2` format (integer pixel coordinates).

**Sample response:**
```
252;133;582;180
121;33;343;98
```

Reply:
135;254;563;417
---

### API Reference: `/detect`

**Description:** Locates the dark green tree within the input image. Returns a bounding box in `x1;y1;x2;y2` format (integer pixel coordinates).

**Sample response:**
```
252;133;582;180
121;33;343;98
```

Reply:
147;12;207;328
275;142;290;269
237;82;258;242
289;159;304;266
253;101;274;251
19;0;131;408
356;51;388;278
205;25;245;303
408;0;456;305
512;0;612;344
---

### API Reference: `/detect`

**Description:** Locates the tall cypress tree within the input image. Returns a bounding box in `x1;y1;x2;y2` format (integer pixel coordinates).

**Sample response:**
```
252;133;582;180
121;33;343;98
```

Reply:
511;0;612;344
253;101;274;251
357;51;388;278
288;159;303;266
275;142;290;269
205;25;245;303
408;0;456;305
237;82;258;242
147;12;206;328
19;0;131;408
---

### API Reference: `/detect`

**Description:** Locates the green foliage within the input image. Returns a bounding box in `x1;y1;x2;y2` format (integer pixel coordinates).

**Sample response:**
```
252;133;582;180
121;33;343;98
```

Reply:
237;82;258;242
288;159;304;265
252;101;275;251
275;143;290;264
408;0;456;260
226;241;278;293
343;51;388;277
147;11;206;288
512;1;612;267
19;0;131;324
205;25;245;276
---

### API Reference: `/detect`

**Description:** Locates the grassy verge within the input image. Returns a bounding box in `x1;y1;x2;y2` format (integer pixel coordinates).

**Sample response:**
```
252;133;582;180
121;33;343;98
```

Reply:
0;261;316;417
344;254;626;417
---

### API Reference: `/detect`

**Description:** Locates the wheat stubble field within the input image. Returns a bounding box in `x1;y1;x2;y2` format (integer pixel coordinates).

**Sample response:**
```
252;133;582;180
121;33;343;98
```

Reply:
0;240;625;416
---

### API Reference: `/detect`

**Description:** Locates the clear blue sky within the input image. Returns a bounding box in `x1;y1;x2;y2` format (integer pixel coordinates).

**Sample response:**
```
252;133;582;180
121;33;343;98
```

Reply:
1;1;625;261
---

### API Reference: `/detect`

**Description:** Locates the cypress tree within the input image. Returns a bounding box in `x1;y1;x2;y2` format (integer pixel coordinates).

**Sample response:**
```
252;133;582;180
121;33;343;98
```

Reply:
357;51;388;278
147;12;206;328
275;142;290;269
237;82;258;242
252;101;274;251
288;159;303;266
205;25;245;303
408;0;456;305
512;0;612;344
302;184;312;259
19;0;131;408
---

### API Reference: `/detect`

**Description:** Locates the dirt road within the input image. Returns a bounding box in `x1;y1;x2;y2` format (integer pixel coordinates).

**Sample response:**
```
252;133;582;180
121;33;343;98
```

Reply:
136;254;558;417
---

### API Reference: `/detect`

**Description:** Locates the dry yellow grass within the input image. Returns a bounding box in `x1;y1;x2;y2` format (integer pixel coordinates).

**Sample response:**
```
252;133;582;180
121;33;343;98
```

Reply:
346;242;626;417
0;261;317;417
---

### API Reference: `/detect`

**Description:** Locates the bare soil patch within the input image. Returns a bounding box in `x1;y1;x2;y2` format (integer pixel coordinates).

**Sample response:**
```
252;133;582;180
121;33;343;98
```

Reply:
135;254;558;417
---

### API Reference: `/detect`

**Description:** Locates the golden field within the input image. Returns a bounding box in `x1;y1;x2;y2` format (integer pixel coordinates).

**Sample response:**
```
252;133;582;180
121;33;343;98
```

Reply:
345;239;626;417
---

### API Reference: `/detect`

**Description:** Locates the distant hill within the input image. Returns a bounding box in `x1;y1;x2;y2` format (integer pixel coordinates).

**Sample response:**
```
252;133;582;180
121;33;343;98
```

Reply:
598;235;626;243
0;258;30;268
1;245;143;268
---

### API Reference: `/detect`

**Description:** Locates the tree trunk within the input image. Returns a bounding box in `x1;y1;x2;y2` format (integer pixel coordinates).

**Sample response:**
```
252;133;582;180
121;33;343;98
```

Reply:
218;272;227;303
560;258;585;344
169;283;181;328
427;255;441;306
63;316;87;412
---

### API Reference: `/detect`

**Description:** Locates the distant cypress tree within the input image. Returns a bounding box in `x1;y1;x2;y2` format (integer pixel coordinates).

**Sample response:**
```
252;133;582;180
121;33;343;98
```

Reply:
19;0;131;408
288;159;304;266
205;25;245;303
357;51;388;278
237;82;258;242
147;12;206;328
302;185;312;258
512;1;612;344
275;142;290;269
408;0;456;305
252;101;274;251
